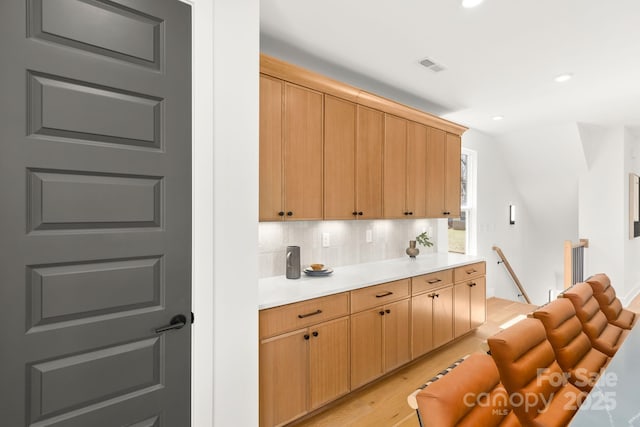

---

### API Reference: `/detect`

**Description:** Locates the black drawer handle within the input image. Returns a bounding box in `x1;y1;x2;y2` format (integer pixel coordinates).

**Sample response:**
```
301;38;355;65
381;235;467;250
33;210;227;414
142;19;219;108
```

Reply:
298;309;322;319
427;278;442;284
468;282;477;287
375;291;393;298
466;269;477;274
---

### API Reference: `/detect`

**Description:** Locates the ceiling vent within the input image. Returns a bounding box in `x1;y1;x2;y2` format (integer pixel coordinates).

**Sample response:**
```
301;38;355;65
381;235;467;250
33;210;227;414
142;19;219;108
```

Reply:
420;57;446;73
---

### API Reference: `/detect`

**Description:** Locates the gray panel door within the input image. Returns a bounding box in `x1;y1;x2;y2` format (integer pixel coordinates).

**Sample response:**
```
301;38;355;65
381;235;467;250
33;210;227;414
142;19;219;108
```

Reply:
0;1;192;426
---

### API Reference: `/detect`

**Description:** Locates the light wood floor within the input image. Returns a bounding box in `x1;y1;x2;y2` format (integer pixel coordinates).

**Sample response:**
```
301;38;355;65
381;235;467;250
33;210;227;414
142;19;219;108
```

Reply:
291;297;537;427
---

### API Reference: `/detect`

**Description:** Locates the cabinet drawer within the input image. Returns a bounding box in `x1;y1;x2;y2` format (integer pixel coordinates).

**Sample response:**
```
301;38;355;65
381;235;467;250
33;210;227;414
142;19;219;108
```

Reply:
454;262;486;282
350;279;409;313
260;293;349;339
412;269;453;295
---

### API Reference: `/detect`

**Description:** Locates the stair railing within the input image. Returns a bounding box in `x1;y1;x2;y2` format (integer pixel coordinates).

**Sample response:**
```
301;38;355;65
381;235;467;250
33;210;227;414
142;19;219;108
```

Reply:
492;246;532;304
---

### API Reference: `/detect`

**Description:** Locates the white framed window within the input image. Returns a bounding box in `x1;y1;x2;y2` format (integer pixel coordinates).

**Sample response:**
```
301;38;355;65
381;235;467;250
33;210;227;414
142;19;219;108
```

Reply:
448;148;477;255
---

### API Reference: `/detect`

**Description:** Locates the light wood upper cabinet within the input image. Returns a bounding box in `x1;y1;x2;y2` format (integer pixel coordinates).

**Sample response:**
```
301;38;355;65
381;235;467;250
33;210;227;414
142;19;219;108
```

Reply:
383;114;407;218
426;128;461;218
355;105;384;219
324;98;384;220
284;83;324;220
444;133;462;218
259;76;323;221
383;115;429;218
324;95;356;220
406;121;428;218
259;75;283;221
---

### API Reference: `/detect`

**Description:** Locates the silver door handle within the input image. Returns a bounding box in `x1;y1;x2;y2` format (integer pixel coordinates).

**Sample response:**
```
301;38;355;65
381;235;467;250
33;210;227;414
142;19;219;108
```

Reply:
155;314;187;333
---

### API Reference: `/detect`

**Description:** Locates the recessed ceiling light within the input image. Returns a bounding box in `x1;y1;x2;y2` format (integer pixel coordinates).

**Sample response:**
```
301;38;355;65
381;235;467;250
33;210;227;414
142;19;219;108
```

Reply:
492;115;504;121
554;73;573;83
462;0;485;8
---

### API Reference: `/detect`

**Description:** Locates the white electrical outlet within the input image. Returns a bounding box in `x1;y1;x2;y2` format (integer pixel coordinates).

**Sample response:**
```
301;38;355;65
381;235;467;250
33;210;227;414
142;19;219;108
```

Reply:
322;232;330;247
366;229;373;243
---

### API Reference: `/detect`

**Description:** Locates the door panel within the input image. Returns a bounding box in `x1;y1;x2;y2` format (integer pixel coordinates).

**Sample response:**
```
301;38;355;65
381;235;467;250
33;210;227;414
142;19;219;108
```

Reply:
470;277;487;328
383;299;410;372
445;133;462;218
0;1;191;426
433;287;454;348
411;293;434;358
350;308;383;389
309;317;350;409
283;83;323;220
454;283;471;337
259;75;284;221
406;121;428;217
324;96;356;220
383;115;407;218
355;106;383;219
426;127;446;217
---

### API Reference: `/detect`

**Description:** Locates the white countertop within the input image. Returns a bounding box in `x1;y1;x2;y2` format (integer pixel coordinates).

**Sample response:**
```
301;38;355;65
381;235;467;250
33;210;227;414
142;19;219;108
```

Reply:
259;253;485;309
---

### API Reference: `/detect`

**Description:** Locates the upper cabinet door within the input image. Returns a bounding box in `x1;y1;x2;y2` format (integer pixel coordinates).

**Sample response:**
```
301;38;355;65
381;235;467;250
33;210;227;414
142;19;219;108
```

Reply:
283;83;324;220
324;96;356;220
355;106;384;219
406;121;428;218
425;127;446;218
259;75;284;221
383;115;407;218
444;133;462;218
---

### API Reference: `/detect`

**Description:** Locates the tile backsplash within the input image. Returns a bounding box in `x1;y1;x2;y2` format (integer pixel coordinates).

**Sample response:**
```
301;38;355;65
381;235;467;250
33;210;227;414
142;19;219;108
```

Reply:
259;219;443;278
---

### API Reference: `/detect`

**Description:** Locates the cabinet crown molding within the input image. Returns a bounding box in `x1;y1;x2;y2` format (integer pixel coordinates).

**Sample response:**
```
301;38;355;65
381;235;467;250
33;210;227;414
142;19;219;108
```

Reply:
260;54;468;137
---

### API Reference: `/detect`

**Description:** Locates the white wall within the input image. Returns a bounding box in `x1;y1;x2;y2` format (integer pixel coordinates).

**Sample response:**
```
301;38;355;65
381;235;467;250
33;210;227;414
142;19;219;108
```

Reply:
462;129;526;301
192;0;260;426
624;129;640;303
259;219;439;278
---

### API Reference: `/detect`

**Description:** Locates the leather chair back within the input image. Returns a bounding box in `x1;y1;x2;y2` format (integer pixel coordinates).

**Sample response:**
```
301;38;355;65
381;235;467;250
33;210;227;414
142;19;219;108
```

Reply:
561;282;627;357
532;298;609;391
586;273;636;329
415;353;520;427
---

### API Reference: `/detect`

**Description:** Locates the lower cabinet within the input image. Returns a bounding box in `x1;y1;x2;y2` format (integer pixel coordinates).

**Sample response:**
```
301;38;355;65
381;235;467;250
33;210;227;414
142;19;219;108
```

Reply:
453;262;487;338
259;263;485;426
411;285;453;358
350;298;410;389
259;316;349;427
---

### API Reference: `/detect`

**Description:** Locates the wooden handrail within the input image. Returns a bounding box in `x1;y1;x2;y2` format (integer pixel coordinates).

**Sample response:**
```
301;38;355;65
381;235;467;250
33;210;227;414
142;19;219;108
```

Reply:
564;239;589;289
492;246;531;304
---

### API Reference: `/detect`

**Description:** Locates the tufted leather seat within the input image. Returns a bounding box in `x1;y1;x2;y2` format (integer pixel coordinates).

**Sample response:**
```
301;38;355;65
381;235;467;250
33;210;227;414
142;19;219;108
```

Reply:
531;298;609;391
488;317;585;427
561;282;629;357
586;273;636;330
413;352;520;427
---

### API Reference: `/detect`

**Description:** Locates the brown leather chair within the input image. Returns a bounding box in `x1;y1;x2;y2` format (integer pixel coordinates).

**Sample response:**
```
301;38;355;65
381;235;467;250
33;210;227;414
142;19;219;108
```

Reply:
586;273;637;330
411;353;520;427
561;282;629;357
531;298;609;391
488;317;585;427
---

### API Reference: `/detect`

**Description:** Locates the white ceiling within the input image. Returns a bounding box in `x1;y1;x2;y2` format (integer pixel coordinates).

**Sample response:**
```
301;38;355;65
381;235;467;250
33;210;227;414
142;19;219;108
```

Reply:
260;0;640;135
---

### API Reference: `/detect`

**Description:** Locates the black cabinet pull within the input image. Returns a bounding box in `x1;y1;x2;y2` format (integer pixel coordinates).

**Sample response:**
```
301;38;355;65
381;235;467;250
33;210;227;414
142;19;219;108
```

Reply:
408;212;413;215
286;211;293;216
403;212;409;216
435;294;440;298
312;331;319;337
278;211;285;216
385;309;390;314
379;311;385;316
427;278;442;284
375;291;393;298
352;211;358;216
298;309;322;319
304;334;310;340
358;211;363;216
468;282;476;287
443;211;450;215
